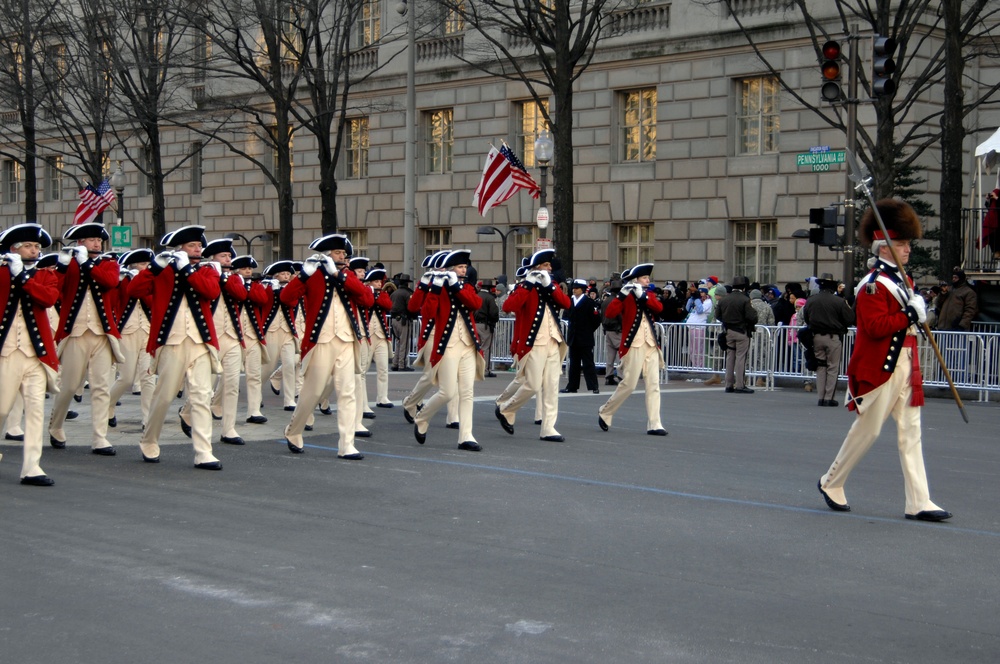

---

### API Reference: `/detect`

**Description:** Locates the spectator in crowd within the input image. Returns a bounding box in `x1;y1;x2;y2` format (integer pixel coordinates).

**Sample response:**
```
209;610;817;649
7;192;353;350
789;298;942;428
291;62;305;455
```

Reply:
749;288;775;327
934;267;978;332
686;283;713;369
659;282;687;323
600;279;624;384
474;279;501;377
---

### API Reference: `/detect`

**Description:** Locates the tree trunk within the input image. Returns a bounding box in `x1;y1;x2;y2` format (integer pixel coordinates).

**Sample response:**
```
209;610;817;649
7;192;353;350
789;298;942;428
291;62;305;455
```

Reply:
318;149;339;234
552;59;575;275
939;0;964;277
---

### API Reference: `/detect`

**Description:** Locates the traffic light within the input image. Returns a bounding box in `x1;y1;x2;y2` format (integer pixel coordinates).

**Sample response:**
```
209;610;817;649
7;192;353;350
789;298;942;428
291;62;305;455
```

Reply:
872;35;897;98
820;40;843;102
809;207;839;247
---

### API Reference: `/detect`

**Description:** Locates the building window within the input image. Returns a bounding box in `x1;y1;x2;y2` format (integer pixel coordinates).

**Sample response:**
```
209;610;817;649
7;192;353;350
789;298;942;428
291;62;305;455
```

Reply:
354;0;381;48
615;223;654;271
2;159;19;205
191;142;203;195
621;88;656;163
517;100;549;168
193;25;210;82
513;227;538;267
443;0;465;34
345;117;369;179
344;229;369;258
736;77;780;156
45;157;63;202
424;227;451;255
425;109;453;174
734;220;777;284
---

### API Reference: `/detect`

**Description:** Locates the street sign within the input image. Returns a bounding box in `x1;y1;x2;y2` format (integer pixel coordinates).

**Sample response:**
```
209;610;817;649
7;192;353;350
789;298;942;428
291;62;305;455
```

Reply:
111;226;132;249
536;207;549;226
535;238;553;250
796;149;846;172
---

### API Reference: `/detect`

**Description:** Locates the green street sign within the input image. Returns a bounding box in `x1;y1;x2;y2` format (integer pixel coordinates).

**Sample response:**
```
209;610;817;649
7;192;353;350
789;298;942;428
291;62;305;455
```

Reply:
111;226;132;249
796;150;846;172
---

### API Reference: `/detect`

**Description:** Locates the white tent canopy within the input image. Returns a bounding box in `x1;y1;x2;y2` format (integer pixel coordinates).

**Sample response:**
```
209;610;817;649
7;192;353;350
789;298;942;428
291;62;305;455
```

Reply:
973;127;1000;205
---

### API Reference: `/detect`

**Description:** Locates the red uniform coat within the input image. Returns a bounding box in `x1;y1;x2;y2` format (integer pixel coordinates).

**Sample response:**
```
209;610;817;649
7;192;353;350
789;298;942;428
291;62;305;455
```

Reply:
502;281;572;360
54;257;122;342
115;273;153;329
0;266;61;372
215;272;250;345
426;281;482;367
605;290;664;356
407;281;439;350
280;266;374;359
128;262;222;354
242;279;270;342
846;266;923;410
369;290;393;339
261;284;300;337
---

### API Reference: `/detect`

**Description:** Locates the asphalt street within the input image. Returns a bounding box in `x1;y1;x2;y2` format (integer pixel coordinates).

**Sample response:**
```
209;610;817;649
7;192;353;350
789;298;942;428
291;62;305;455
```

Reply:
1;371;998;663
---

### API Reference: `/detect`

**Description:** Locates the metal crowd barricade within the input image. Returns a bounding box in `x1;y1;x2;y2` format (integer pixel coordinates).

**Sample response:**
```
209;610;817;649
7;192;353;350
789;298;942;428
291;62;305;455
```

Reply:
399;318;1000;399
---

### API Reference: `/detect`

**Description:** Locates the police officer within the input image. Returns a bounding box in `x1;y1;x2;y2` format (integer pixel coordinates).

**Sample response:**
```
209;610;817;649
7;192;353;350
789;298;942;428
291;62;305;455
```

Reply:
716;275;758;394
803;273;855;406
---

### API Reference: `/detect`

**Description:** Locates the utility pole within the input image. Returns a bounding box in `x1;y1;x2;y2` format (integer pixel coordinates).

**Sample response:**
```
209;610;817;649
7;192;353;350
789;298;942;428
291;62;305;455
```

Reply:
843;24;860;296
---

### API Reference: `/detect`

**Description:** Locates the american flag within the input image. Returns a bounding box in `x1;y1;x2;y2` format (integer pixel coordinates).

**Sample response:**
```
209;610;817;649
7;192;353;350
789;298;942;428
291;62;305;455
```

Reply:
472;145;540;217
74;179;116;225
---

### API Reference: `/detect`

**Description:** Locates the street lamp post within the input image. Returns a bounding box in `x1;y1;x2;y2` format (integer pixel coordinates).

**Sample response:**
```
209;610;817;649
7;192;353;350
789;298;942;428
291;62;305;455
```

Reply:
476;225;529;280
396;0;416;278
533;130;554;241
224;231;269;257
110;161;126;226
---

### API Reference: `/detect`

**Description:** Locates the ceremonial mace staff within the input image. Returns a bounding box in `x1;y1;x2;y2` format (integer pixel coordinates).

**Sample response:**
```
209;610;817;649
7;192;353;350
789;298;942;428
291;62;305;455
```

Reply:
846;149;969;423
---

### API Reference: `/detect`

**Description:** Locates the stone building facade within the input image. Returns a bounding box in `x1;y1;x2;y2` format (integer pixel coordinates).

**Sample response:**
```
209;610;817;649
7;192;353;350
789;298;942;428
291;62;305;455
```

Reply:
1;1;997;286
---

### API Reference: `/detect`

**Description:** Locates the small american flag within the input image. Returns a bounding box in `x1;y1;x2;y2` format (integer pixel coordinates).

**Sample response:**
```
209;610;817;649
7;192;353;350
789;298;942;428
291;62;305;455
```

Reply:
472;145;540;217
74;179;116;225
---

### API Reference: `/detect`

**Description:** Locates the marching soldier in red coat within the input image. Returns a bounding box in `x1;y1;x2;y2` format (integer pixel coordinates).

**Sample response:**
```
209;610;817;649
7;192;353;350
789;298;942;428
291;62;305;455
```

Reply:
412;249;484;451
364;267;395;409
0;224;60;485
190;238;250;446
401;251;459;428
48;223;123;456
281;234;373;459
128;225;224;469
818;200;952;522
259;260;301;411
231;255;270;425
108;249;155;429
495;249;572;442
597;263;667;436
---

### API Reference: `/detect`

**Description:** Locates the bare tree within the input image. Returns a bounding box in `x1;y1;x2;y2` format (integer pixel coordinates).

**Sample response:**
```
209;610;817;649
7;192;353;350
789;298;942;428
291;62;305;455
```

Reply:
0;0;63;222
712;0;1000;273
96;0;207;240
432;0;642;273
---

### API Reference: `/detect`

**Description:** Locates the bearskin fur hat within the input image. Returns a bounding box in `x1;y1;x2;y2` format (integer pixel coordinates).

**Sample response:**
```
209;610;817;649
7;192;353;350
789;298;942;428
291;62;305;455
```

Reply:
859;199;922;248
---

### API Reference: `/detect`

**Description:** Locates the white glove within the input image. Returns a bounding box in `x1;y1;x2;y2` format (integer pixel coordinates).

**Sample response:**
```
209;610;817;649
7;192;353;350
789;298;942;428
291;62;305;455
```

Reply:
119;266;129;281
432;273;447;288
538;271;552;288
264;278;279;289
445;271;458;287
128;269;139;279
173;251;190;269
203;261;222;276
320;255;336;275
420;272;433;286
907;291;927;324
5;253;23;277
301;258;319;278
58;248;74;266
154;251;173;269
74;245;89;265
524;271;540;285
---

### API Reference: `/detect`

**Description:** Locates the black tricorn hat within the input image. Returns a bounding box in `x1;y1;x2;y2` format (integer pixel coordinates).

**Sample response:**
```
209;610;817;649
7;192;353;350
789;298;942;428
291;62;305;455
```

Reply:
442;249;471;268
0;223;53;252
622;263;654;282
309;233;353;255
160;225;207;248
364;268;387;282
527;249;556;268
202;238;237;258
349;256;370;271
263;260;295;276
118;248;155;266
63;222;110;242
35;253;59;269
859;199;922;248
231;255;258;270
